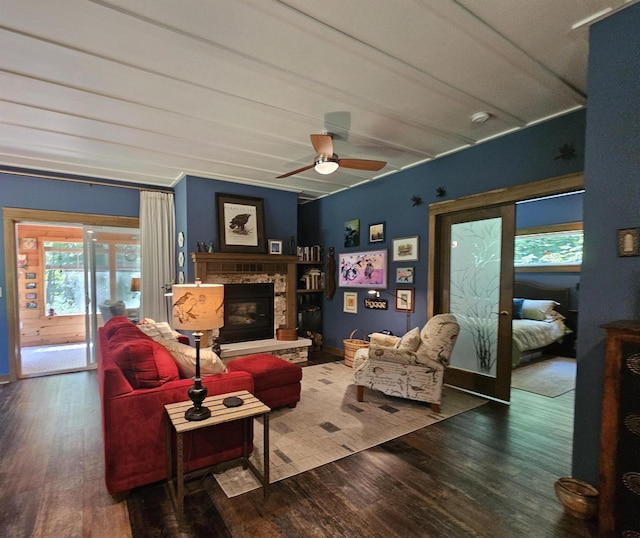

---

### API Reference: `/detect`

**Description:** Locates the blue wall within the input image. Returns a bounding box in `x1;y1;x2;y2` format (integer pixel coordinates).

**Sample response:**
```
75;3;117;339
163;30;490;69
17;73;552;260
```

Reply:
175;175;298;283
575;3;640;485
0;172;299;377
0;172;142;376
299;110;586;344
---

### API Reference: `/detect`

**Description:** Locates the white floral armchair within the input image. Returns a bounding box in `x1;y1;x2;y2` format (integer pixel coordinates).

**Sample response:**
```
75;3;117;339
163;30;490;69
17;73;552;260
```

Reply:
353;314;459;413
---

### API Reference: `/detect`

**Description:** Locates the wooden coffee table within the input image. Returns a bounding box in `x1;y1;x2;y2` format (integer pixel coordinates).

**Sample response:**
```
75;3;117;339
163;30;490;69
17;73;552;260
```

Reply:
165;390;271;519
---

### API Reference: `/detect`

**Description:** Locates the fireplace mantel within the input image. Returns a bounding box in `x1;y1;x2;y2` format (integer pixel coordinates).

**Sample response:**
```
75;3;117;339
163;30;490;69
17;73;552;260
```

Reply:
191;252;299;329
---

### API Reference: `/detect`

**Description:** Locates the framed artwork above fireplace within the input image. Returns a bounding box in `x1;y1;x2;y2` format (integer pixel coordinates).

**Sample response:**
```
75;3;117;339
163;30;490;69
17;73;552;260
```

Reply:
216;193;266;253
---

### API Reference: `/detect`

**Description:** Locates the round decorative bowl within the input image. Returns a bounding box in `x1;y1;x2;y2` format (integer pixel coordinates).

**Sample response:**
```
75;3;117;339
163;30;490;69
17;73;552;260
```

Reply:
554;477;599;520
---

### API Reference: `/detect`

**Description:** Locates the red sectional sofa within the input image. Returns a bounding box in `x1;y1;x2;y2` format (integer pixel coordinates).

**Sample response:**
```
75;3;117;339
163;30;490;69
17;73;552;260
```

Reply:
98;317;254;496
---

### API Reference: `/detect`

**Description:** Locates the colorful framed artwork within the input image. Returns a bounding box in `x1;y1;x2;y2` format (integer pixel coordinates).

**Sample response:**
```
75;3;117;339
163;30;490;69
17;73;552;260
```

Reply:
392;236;419;262
216;193;266;253
396;266;414;284
617;228;639;257
338;249;388;289
26;302;38;309
26;282;36;289
343;291;358;314
25;272;36;279
368;222;385;243
344;219;360;248
26;293;37;299
395;288;415;313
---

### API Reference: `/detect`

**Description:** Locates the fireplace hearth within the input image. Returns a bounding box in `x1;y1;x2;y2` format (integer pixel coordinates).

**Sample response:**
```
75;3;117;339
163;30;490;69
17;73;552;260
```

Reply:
219;283;275;344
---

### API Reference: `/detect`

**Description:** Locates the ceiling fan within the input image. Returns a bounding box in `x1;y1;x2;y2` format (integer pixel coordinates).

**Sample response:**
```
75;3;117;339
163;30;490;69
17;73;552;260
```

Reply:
277;134;386;179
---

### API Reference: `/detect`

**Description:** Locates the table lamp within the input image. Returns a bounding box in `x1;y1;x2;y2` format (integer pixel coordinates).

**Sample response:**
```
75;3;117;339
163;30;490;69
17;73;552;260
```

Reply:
172;279;224;421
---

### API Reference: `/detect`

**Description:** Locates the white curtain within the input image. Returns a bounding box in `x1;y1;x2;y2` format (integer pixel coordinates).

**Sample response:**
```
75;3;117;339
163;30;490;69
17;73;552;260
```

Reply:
140;191;175;322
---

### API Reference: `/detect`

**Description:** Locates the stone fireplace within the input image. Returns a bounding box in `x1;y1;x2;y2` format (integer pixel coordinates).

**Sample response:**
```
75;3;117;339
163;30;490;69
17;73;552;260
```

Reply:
192;252;310;363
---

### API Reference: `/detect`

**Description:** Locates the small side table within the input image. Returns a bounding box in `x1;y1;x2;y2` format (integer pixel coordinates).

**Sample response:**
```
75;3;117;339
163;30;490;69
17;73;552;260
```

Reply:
165;390;271;519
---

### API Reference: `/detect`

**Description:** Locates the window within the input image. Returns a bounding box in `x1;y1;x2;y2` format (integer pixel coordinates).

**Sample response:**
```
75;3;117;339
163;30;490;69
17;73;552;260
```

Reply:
45;241;141;314
44;242;85;315
514;222;583;272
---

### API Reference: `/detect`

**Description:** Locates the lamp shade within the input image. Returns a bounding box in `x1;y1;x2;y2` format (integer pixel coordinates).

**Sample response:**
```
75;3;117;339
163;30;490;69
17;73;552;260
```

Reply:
172;281;224;331
130;277;140;292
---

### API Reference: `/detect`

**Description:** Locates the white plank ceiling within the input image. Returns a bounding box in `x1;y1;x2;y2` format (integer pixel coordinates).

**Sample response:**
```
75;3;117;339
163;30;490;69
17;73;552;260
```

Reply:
0;0;635;201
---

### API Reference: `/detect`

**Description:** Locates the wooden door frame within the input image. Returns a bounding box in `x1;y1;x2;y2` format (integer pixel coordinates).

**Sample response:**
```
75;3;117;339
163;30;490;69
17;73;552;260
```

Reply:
3;208;139;382
437;204;516;401
427;172;584;319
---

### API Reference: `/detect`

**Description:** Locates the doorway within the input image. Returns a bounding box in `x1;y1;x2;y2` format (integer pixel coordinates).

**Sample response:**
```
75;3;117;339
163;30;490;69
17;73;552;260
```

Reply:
436;204;515;402
427;172;584;402
3;208;139;381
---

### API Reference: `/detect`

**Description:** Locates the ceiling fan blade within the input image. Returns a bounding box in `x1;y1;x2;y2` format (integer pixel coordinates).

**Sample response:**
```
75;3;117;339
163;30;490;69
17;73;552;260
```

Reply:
337;158;386;171
310;134;334;157
276;163;315;179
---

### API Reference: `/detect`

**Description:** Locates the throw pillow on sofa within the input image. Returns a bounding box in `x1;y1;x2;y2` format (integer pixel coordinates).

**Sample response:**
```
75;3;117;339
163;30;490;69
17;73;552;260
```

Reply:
156;337;226;379
110;338;180;389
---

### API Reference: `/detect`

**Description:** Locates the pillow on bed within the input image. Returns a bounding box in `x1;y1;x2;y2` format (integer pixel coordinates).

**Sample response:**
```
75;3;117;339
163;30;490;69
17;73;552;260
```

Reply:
521;299;560;321
512;298;524;319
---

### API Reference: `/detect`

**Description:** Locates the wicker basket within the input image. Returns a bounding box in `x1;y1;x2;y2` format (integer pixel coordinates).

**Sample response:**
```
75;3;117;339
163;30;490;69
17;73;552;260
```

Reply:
343;329;369;367
554;477;599;520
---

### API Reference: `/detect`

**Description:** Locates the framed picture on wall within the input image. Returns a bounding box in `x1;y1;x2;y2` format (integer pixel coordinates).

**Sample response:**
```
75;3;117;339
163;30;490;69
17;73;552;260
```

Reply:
396;266;414;284
338;249;388;289
344;219;360;248
392;236;419;261
268;239;283;255
216;193;266;253
343;292;358;314
395;288;415;313
368;222;385;243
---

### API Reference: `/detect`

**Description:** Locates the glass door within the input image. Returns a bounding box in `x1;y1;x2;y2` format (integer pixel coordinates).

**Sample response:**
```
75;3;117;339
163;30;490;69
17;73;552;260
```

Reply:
438;205;515;402
84;226;141;364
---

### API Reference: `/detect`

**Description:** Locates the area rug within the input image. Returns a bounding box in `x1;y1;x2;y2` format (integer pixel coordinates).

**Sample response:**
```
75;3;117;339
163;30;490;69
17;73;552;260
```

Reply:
511;356;576;398
213;361;486;497
21;344;87;375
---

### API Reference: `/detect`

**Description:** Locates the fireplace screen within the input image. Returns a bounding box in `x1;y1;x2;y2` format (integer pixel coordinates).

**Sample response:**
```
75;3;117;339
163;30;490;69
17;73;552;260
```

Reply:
219;283;274;344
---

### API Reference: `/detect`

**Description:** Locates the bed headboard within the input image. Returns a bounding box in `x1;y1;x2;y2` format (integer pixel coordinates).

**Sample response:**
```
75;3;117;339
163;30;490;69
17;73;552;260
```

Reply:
513;280;570;317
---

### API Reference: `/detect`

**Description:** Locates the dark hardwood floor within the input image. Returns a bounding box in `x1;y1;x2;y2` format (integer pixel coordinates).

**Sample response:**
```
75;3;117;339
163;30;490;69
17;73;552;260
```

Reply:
0;356;598;538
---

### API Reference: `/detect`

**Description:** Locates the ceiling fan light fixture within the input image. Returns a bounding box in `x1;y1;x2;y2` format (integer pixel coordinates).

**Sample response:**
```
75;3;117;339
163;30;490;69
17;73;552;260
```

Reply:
314;156;339;175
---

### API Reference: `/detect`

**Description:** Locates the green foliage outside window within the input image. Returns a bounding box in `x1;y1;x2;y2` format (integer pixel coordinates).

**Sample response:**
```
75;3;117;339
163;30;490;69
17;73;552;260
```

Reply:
514;230;583;266
45;241;140;314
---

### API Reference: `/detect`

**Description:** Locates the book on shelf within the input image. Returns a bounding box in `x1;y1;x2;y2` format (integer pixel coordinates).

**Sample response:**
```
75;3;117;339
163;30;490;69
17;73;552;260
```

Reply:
297;244;324;262
299;268;324;290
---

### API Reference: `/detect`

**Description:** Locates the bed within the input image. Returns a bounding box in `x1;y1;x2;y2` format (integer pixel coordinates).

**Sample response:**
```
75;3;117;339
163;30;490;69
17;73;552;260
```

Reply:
511;280;572;368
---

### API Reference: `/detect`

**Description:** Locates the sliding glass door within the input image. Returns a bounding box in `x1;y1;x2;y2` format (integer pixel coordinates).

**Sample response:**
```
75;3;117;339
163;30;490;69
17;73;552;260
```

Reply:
84;226;141;364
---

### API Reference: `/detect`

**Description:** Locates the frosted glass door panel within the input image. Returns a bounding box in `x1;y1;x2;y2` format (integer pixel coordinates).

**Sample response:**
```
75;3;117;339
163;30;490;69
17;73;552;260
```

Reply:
448;217;502;377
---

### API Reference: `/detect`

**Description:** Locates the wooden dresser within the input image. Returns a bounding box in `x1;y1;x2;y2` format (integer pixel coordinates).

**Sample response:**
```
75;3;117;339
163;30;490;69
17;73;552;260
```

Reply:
599;320;640;537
